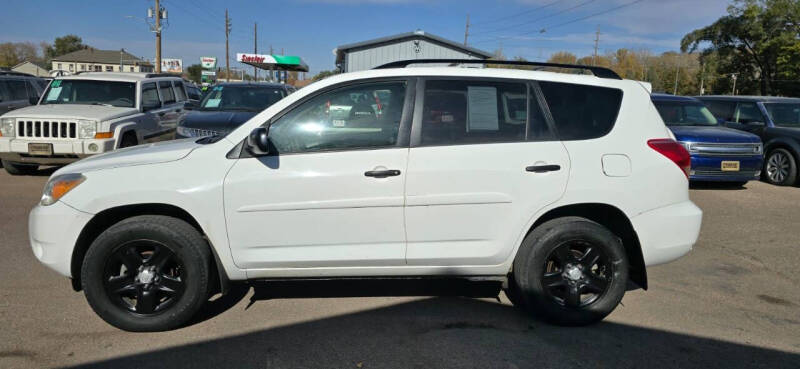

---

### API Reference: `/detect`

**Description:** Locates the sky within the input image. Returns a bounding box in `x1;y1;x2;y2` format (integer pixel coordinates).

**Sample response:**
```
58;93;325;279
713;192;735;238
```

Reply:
2;0;732;75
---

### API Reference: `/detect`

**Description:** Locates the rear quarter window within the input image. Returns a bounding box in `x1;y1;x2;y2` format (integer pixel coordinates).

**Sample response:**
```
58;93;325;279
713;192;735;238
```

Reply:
539;81;622;140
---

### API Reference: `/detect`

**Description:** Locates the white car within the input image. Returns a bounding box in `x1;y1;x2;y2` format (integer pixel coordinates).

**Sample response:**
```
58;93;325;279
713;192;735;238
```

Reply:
0;72;190;175
28;60;702;331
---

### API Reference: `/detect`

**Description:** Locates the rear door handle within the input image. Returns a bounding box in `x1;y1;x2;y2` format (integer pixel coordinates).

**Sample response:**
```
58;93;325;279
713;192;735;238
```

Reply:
364;169;401;178
526;164;561;173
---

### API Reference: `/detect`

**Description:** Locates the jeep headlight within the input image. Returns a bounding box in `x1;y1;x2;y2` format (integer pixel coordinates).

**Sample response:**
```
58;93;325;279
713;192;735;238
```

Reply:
0;117;14;138
41;173;85;206
77;119;98;139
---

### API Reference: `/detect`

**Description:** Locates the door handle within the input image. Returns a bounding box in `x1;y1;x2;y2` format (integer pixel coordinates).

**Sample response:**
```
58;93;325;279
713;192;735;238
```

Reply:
526;164;561;173
158;112;166;117
175;109;182;113
364;169;401;178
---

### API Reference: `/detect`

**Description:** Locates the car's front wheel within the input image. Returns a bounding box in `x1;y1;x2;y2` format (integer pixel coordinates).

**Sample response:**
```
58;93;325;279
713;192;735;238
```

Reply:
764;148;797;186
1;160;39;175
81;215;211;332
511;217;628;326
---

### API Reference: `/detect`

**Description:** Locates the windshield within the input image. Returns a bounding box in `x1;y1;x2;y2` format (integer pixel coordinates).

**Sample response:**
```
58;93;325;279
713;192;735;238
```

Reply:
199;85;285;112
42;79;136;108
653;101;717;126
763;103;800;128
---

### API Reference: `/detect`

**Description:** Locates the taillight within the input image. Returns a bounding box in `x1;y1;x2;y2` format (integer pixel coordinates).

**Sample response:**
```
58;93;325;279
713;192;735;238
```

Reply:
648;138;691;178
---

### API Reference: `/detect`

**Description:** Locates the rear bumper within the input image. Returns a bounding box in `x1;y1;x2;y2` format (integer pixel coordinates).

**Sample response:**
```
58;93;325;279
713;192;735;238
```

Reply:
29;201;94;277
689;155;762;182
632;201;703;266
0;137;115;165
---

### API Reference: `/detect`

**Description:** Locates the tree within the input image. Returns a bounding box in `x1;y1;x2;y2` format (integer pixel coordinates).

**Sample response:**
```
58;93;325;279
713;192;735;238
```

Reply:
547;51;578;65
44;35;87;61
186;64;202;83
681;0;800;95
0;42;43;68
311;70;338;81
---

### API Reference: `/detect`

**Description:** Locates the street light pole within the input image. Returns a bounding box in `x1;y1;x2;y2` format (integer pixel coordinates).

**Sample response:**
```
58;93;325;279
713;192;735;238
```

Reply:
155;0;161;73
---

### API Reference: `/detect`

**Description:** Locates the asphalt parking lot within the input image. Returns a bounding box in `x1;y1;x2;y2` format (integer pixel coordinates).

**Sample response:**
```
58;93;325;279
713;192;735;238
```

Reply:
1;169;799;369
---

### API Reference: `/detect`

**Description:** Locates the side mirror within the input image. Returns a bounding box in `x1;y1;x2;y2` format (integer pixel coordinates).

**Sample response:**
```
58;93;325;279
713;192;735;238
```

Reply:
29;96;39;105
246;127;270;156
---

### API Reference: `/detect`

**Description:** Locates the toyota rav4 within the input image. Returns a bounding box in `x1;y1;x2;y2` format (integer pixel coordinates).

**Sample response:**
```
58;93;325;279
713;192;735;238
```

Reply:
28;60;702;331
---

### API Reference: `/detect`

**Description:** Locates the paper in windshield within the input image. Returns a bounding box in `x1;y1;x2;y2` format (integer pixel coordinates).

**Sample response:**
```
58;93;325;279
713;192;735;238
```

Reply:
467;86;499;131
205;98;221;108
46;87;62;101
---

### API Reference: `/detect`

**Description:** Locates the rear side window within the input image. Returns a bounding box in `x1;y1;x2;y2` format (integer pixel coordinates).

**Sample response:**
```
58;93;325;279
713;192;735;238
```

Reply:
158;81;176;104
539;81;622;140
174;81;187;101
734;102;765;124
6;80;28;100
421;80;534;145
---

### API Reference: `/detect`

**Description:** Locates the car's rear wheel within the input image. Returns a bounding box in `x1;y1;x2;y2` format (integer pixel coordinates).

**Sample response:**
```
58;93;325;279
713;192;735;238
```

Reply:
1;160;39;175
764;148;797;186
81;215;211;332
512;217;628;326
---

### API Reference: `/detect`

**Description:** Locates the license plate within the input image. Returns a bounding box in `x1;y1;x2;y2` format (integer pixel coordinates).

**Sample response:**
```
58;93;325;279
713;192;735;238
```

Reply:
721;161;740;171
28;143;53;156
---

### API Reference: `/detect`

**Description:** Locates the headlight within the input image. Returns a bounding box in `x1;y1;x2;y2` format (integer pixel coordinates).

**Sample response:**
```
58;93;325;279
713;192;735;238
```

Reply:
0;117;15;138
41;173;85;206
754;143;763;154
77;119;98;139
177;125;193;137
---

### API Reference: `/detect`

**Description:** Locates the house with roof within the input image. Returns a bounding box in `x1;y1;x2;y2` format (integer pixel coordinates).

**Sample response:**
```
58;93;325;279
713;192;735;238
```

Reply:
11;61;49;77
334;30;493;73
50;48;154;75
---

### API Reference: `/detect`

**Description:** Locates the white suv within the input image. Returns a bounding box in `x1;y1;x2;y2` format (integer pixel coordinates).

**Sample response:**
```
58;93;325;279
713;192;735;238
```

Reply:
28;60;702;331
0;72;189;175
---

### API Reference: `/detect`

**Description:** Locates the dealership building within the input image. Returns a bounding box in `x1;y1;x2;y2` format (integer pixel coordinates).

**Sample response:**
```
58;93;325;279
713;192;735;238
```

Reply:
50;48;154;74
334;30;493;73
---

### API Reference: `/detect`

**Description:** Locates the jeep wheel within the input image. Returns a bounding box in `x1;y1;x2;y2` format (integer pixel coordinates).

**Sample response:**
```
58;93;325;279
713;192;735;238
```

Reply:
119;132;138;148
1;160;39;175
81;215;211;332
764;148;797;186
512;217;628;326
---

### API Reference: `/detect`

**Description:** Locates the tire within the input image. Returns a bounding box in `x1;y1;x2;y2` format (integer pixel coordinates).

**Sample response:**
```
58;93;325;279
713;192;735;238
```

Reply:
512;217;628;326
1;159;39;175
119;132;138;148
81;215;212;332
763;148;797;186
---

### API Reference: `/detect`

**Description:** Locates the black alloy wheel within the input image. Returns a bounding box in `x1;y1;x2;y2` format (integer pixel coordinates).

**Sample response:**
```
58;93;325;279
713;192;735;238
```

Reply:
540;241;611;308
103;240;185;315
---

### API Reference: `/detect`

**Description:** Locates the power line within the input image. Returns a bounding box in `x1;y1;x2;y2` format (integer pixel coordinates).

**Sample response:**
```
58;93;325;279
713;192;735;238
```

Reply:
470;0;563;27
539;0;646;33
470;0;597;38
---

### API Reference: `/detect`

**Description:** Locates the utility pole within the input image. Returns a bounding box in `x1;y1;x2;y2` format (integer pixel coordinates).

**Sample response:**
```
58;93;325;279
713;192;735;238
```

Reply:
269;45;273;82
225;9;231;82
463;14;470;46
731;73;738;95
253;22;258;81
699;63;705;95
150;0;164;73
592;27;600;66
673;55;680;95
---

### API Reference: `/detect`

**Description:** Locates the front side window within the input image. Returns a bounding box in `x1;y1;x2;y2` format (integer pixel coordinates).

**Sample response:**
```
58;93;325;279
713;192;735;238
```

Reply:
267;81;407;154
6;80;28;100
201;85;287;112
141;82;160;108
703;100;736;121
734;102;766;124
159;81;176;104
653;102;717;126
0;81;10;101
42;79;136;108
173;81;187;101
763;103;800;128
421;80;529;145
539;81;622;140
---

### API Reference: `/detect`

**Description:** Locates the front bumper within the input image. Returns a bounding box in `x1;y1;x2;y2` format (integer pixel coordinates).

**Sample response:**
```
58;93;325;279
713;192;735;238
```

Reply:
29;201;94;277
0;137;115;165
631;201;703;266
689;155;762;182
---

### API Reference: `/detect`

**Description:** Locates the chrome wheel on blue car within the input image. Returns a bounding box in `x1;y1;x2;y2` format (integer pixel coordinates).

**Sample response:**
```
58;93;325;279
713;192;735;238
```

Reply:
764;148;797;186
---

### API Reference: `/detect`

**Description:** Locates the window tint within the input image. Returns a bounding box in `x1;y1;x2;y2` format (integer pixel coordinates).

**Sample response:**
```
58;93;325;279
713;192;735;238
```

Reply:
142;82;160;107
6;80;28;100
0;81;10;101
703;100;735;121
734;102;764;124
158;81;176;104
174;81;187;101
421;80;528;145
538;81;621;140
26;81;40;99
187;86;201;100
268;81;406;154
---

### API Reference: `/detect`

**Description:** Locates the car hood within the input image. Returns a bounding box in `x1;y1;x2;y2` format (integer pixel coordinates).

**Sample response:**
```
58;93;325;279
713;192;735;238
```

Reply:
669;125;760;143
180;110;257;132
53;138;200;175
4;104;137;121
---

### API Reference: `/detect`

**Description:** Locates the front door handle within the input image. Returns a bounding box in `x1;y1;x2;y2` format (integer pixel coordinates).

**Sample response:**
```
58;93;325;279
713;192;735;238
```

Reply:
364;169;401;178
526;164;561;173
158;112;166;117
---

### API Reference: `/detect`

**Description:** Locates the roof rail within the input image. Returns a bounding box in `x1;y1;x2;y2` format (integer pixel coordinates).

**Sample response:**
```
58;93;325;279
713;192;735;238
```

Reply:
0;71;37;78
145;73;180;78
373;59;622;80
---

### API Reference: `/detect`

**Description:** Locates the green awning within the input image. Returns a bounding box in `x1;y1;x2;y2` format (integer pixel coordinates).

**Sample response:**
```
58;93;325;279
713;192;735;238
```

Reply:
236;53;309;72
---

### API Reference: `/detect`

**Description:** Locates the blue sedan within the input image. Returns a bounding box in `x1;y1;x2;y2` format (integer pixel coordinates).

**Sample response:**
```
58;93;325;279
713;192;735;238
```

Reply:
651;94;763;184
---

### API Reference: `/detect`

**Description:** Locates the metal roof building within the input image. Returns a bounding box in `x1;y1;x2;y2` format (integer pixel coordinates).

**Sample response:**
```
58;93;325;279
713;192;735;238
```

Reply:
334;30;493;73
